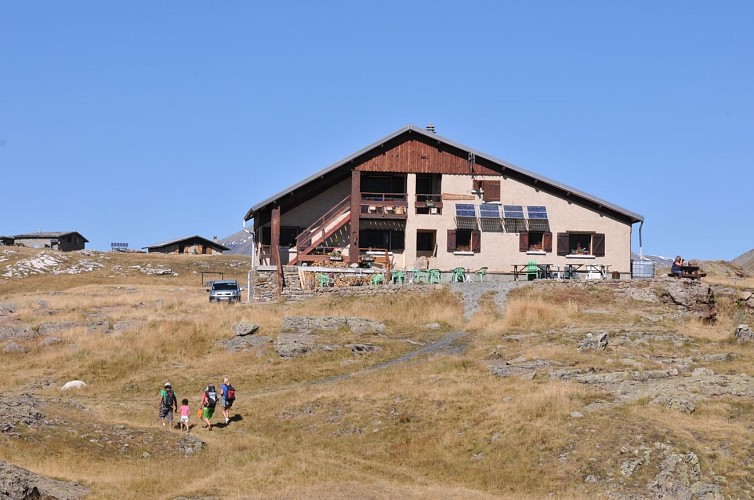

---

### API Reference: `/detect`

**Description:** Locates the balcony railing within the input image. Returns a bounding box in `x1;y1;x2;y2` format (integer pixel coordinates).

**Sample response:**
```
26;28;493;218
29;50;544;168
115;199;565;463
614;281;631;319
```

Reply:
360;192;408;217
415;193;443;214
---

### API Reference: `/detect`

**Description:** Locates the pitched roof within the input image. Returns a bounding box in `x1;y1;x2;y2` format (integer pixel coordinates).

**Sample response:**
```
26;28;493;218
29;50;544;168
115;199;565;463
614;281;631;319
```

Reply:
13;231;89;242
144;235;230;251
244;124;643;224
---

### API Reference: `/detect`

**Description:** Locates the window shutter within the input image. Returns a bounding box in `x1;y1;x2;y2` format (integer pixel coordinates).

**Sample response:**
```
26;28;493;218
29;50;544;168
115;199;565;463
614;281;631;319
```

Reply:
543;232;553;252
557;233;569;256
471;230;481;253
519;233;529;252
447;230;456;252
473;180;483;192
483;180;501;202
593;233;606;257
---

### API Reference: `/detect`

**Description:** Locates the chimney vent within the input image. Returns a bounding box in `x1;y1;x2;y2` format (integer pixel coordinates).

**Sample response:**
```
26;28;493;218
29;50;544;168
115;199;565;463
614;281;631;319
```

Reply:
426;122;436;134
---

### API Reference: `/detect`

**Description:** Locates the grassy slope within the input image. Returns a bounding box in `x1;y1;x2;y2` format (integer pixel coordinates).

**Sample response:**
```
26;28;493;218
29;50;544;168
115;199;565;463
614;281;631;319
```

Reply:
0;248;753;498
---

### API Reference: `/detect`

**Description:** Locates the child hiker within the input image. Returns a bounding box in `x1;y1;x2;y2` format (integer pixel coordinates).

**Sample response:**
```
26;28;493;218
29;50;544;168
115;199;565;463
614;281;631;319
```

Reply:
179;398;190;432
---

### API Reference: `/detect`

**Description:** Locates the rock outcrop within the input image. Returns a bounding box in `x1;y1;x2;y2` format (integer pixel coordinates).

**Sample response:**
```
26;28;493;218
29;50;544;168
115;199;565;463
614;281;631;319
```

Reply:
0;460;89;500
735;324;753;342
281;316;385;335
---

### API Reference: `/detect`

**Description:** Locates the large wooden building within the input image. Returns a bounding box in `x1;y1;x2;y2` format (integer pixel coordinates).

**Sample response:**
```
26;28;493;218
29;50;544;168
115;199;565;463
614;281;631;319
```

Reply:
243;125;643;275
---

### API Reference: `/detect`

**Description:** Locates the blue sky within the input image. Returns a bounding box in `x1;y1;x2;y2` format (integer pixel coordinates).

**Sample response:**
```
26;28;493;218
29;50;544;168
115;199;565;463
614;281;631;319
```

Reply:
2;2;752;260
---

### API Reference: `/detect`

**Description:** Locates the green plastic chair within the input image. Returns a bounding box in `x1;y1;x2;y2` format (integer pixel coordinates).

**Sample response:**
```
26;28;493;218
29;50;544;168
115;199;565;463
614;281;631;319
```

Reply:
451;267;466;283
316;273;334;288
390;270;405;284
371;273;385;285
429;268;442;284
412;269;429;284
475;267;488;282
525;261;539;281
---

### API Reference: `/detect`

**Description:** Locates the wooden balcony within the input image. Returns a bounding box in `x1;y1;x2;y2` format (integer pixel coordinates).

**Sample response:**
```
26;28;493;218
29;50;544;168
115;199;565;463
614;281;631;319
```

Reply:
360;192;408;219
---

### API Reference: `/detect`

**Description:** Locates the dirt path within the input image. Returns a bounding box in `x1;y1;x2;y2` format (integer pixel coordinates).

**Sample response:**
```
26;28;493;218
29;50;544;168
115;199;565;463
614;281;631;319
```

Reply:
449;280;529;319
250;282;526;396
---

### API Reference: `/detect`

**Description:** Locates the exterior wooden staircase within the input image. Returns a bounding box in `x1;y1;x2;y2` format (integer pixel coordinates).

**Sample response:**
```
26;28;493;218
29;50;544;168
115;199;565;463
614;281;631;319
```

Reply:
289;195;351;265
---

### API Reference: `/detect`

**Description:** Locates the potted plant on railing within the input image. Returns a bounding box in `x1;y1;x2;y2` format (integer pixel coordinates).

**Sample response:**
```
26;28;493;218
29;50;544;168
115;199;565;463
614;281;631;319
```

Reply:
329;249;343;261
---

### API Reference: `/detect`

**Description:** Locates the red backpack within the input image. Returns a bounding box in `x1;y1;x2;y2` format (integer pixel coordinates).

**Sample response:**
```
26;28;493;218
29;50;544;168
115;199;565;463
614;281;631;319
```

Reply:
226;384;235;401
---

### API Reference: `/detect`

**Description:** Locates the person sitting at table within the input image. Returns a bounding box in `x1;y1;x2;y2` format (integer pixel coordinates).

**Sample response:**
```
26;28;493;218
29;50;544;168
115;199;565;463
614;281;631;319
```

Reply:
671;256;684;277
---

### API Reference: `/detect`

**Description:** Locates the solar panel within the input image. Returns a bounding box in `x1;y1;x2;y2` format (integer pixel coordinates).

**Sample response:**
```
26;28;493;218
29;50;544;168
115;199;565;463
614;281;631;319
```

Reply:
455;203;476;217
503;205;525;219
527;206;548;219
479;203;500;219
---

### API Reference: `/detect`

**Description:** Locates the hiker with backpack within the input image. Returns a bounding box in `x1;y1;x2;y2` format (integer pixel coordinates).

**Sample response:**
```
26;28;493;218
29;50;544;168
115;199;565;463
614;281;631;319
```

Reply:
220;377;236;425
158;382;178;428
200;384;218;431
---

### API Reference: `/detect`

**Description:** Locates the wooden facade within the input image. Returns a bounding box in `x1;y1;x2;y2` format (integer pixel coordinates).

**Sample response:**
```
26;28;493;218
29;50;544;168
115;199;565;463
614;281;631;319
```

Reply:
357;132;499;176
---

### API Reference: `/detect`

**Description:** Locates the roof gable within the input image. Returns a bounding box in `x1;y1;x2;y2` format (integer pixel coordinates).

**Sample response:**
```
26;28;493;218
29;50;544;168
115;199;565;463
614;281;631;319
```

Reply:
144;235;230;251
14;231;89;243
244;125;643;224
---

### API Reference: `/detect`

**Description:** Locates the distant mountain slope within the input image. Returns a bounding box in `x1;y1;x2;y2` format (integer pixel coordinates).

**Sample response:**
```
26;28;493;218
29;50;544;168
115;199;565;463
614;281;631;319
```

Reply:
630;253;673;268
219;229;254;255
733;248;754;271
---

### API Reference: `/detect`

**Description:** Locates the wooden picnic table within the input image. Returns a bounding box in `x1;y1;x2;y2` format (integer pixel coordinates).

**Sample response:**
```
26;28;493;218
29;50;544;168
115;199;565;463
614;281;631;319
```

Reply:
513;263;553;281
679;265;705;280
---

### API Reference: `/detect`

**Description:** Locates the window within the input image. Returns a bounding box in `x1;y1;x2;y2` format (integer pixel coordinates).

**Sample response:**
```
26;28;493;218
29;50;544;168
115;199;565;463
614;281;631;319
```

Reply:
519;232;552;252
473;180;501;202
416;230;436;252
416;174;441;199
416;174;442;215
261;226;299;246
556;232;605;256
362;175;406;195
503;205;526;232
359;229;405;251
447;229;481;253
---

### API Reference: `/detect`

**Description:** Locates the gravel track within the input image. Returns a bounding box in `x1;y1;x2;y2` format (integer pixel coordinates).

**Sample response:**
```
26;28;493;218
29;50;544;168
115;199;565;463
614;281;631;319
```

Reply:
448;280;530;319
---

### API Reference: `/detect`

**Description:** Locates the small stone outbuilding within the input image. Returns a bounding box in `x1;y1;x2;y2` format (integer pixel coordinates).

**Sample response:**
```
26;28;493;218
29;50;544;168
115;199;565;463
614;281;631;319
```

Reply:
13;232;88;251
144;235;229;255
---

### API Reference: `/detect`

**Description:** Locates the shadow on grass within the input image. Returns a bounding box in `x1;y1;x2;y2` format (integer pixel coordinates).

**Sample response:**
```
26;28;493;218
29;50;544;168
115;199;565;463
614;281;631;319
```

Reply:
214;414;243;429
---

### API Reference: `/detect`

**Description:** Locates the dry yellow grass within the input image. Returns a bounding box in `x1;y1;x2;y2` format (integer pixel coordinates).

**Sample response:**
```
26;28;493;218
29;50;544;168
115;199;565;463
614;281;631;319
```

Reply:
1;250;753;498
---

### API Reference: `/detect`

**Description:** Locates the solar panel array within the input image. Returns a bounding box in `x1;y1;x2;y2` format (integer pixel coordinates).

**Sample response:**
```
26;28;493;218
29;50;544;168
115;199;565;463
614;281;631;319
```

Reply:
448;203;550;232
